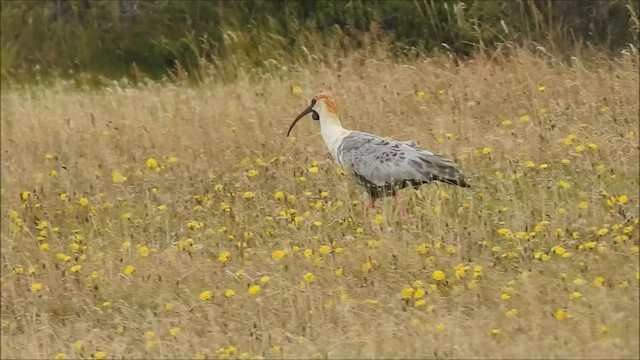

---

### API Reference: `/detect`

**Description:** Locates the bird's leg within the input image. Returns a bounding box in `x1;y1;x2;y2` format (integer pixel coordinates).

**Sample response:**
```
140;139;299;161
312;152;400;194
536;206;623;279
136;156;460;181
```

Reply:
393;194;409;222
363;197;376;224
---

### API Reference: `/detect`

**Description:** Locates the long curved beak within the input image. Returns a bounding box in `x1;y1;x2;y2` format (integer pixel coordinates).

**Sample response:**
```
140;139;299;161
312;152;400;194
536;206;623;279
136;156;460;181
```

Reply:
286;101;315;137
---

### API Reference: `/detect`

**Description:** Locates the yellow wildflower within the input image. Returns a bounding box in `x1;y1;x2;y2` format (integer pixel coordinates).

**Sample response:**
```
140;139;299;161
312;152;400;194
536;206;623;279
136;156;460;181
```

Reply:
170;327;181;337
20;191;30;200
432;270;445;282
272;250;286;260
248;285;261;295
558;180;572;189
417;244;429;255
167;156;178;164
555;309;569;320
218;251;231;263
123;265;135;275
145;158;159;169
73;341;84;354
112;171;127;183
303;272;315;283
138;246;149;257
242;191;254;199
569;291;583;300
271;346;282;355
199;290;212;301
592;277;605;287
573;278;586;286
472;266;483;278
31;283;43;292
553;246;566;256
401;287;415;300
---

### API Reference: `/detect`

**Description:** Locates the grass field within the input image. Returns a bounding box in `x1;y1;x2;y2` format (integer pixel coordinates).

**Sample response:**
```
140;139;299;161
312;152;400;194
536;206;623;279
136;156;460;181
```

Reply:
1;46;639;359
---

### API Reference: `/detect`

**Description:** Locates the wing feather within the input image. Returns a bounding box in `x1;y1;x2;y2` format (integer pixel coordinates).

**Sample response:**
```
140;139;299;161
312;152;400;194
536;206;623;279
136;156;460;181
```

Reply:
338;132;468;187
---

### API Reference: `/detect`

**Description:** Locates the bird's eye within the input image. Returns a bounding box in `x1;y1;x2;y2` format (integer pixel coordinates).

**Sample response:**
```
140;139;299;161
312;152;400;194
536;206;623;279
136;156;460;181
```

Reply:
312;111;319;120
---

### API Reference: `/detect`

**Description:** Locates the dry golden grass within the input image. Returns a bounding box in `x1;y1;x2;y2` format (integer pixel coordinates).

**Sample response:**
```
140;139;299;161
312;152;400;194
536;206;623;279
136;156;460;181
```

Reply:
1;47;639;359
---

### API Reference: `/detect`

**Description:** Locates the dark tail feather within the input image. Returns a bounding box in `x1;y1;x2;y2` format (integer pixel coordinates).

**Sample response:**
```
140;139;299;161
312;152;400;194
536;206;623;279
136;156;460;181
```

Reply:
431;176;470;188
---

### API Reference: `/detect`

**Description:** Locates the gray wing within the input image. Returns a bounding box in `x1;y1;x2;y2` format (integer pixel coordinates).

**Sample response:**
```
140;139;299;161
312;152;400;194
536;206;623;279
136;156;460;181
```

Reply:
337;132;468;187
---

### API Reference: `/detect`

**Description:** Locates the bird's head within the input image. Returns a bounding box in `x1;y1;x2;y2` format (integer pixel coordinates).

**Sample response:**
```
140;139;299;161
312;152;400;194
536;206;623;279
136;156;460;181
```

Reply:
287;92;338;137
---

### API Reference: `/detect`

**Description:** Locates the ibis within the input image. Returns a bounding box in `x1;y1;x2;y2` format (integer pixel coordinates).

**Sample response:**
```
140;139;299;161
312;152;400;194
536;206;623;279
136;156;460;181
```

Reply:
287;92;469;219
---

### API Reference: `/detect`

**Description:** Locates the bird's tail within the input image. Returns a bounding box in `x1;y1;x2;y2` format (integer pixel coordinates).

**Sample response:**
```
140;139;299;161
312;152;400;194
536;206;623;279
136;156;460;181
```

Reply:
414;153;470;189
434;176;470;188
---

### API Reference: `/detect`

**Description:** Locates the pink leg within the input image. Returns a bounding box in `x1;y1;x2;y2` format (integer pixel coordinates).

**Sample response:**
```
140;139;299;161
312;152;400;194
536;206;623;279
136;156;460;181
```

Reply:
363;198;376;224
393;194;409;222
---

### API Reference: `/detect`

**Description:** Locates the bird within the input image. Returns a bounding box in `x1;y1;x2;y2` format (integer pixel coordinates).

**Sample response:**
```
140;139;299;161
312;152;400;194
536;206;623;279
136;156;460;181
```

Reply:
286;92;469;220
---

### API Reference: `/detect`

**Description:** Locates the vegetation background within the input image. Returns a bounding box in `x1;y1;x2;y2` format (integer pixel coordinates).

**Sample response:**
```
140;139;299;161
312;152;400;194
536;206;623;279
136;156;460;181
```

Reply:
1;0;639;359
1;0;639;83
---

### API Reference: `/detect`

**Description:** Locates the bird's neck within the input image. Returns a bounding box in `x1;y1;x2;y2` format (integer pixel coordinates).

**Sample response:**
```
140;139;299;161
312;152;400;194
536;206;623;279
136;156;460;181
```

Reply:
320;114;349;161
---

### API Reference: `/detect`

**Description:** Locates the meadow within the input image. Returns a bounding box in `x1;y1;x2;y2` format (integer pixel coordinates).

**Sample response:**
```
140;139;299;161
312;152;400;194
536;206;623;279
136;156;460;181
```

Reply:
1;45;639;359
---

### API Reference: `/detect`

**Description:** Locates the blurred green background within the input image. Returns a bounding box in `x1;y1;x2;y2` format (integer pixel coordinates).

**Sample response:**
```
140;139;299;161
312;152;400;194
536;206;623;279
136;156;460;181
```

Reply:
1;0;638;84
